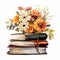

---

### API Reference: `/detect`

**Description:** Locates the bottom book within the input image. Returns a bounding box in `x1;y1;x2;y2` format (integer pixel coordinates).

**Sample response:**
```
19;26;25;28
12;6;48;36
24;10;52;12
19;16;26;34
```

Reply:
7;47;47;55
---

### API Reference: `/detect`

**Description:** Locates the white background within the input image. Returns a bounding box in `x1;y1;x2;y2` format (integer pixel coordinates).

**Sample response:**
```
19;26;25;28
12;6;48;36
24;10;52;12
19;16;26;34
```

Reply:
0;0;60;60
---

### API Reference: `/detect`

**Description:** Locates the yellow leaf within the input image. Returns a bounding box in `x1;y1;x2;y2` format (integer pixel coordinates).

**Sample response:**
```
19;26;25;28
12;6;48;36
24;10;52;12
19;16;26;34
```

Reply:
50;29;54;32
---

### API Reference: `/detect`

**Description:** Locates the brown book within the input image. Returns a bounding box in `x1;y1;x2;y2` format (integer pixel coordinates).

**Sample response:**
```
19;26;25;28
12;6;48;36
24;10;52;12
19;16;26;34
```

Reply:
10;40;48;47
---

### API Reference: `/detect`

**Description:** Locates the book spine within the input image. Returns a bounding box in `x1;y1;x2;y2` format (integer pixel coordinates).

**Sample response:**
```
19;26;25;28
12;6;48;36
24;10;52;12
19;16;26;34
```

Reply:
25;33;47;40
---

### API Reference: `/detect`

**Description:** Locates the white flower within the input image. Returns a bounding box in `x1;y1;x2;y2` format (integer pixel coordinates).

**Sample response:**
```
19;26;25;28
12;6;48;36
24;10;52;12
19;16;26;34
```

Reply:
18;9;30;17
19;19;28;23
19;15;31;22
19;15;31;21
25;15;31;20
14;9;31;32
18;10;29;17
17;9;31;22
18;22;29;32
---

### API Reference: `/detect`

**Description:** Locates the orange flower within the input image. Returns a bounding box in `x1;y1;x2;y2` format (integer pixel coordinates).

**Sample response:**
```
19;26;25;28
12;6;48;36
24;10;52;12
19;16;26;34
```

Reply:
13;14;20;24
30;9;41;18
33;22;42;32
40;21;47;32
25;24;34;33
18;6;23;10
24;7;32;11
33;18;47;32
35;18;44;24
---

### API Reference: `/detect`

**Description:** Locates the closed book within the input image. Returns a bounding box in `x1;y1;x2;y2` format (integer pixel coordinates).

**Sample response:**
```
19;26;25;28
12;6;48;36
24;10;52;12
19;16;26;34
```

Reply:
25;33;47;40
10;33;47;41
7;46;47;55
10;40;48;47
11;33;25;40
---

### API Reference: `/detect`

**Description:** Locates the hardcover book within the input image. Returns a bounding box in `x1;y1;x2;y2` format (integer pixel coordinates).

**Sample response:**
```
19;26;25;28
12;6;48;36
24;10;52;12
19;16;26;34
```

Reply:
8;46;47;55
10;40;48;47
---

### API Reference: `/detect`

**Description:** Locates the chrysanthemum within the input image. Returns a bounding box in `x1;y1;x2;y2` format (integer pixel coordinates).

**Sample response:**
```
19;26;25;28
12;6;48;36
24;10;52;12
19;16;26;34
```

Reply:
30;9;42;18
29;9;42;23
13;14;20;24
33;18;47;32
25;24;34;33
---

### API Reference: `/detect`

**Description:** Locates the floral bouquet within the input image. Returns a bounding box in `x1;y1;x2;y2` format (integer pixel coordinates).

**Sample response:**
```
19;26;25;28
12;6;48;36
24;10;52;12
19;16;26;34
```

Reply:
6;6;54;40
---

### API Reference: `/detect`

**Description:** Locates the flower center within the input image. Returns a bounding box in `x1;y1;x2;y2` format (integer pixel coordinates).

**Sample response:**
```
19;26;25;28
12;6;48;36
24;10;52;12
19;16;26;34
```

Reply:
23;16;26;18
23;24;25;27
39;24;43;28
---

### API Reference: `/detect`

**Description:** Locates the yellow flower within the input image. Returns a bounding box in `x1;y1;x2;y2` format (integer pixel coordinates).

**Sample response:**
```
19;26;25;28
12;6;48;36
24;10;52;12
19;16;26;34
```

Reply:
33;18;47;32
33;22;42;32
13;14;20;24
26;18;47;33
25;24;34;33
35;18;44;24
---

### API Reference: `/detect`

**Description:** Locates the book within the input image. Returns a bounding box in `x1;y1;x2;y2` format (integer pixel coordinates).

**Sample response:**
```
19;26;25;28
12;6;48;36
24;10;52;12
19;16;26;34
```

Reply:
7;46;47;55
10;40;48;47
25;33;47;40
10;33;47;41
10;33;25;40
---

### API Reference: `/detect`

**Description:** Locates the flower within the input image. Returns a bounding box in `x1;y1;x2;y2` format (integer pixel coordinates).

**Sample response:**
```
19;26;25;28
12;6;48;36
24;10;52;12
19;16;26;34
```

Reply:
18;9;31;21
19;19;28;23
19;10;29;17
6;6;54;40
18;22;29;32
33;18;47;32
19;15;31;22
25;15;31;20
18;6;32;11
30;9;42;18
29;9;42;23
25;24;34;33
35;18;44;24
18;6;24;10
13;14;20;24
24;7;32;11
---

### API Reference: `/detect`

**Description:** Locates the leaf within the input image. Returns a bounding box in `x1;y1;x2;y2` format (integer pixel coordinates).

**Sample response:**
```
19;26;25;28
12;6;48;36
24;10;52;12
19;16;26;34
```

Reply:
45;28;49;31
42;7;52;21
49;29;54;40
50;29;54;32
16;11;20;15
9;24;13;30
46;24;50;27
36;5;41;11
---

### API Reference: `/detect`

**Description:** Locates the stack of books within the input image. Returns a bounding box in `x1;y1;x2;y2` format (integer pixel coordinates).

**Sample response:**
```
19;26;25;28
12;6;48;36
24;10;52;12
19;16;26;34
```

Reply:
7;33;48;55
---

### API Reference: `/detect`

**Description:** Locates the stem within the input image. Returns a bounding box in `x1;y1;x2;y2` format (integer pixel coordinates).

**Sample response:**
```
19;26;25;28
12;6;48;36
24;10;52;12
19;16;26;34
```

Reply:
35;33;40;54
